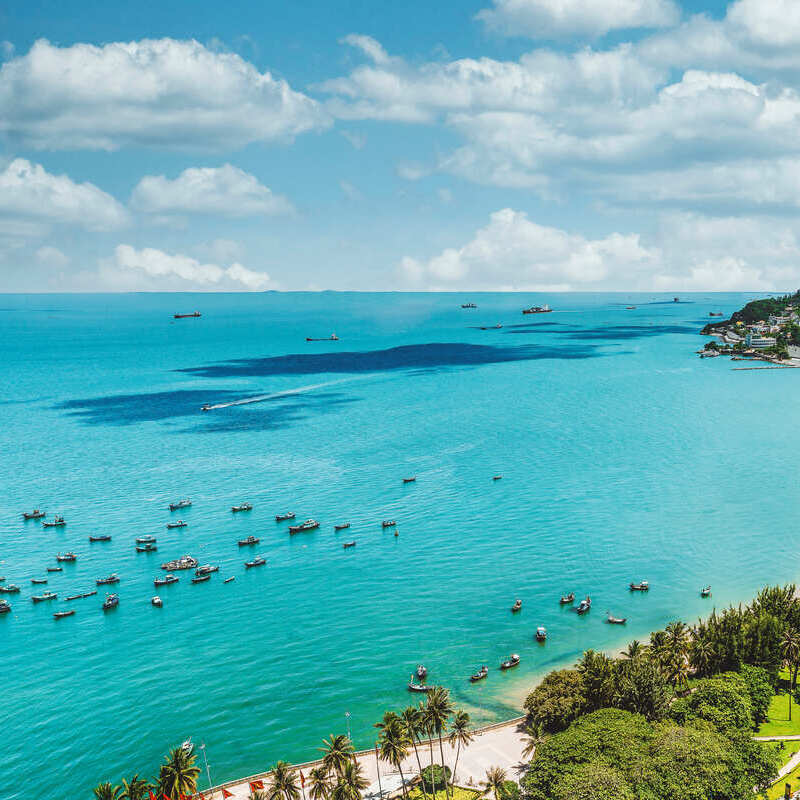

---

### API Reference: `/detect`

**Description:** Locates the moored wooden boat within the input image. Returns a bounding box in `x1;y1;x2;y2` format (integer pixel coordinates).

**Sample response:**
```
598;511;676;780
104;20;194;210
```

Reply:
102;593;119;610
288;519;319;534
168;499;191;511
152;596;163;607
511;599;522;613
334;523;350;531
560;592;575;604
42;515;66;528
136;544;157;553
535;626;547;642
403;476;416;483
416;664;427;680
238;536;260;546
576;596;591;614
493;475;503;481
500;653;520;670
0;584;21;593
629;581;650;592
160;556;197;571
23;509;46;520
54;609;75;620
47;567;63;573
89;535;112;542
231;502;253;513
82;590;97;598
154;574;179;587
470;665;488;682
31;578;48;585
275;512;295;522
381;520;397;528
245;556;266;568
0;600;10;613
342;541;356;549
407;680;433;693
223;576;235;584
191;574;211;584
136;535;156;544
96;573;120;586
701;586;712;597
56;552;77;562
166;520;187;529
195;564;219;575
66;594;82;601
32;591;57;603
607;612;627;624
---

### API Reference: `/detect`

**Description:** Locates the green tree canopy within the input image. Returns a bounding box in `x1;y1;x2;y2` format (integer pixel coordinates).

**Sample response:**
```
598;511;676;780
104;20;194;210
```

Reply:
523;669;586;734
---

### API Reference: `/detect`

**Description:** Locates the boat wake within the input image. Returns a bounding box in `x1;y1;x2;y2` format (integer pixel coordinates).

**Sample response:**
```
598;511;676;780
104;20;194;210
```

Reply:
200;376;374;411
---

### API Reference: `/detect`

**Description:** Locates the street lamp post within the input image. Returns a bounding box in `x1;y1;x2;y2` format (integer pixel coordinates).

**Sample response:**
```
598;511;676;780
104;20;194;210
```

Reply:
200;742;213;792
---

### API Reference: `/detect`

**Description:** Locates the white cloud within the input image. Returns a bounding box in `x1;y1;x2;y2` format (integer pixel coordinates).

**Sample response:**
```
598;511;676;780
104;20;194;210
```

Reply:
0;158;128;231
0;38;329;151
339;180;362;200
400;208;657;290
35;245;70;268
476;0;679;39
131;164;293;217
726;0;800;47
341;34;392;65
108;244;274;290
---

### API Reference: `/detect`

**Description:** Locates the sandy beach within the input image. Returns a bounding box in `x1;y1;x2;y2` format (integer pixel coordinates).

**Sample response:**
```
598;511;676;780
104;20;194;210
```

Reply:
202;717;528;799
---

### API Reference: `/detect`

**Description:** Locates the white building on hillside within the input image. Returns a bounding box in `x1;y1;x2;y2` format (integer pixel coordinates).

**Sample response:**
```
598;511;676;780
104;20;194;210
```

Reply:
745;333;777;349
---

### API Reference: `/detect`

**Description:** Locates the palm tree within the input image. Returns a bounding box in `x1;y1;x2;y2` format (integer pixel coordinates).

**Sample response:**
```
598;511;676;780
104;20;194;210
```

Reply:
319;734;354;779
781;627;800;720
120;774;150;800
330;760;368;800
665;657;690;693
252;791;268;800
308;766;331;800
621;640;645;661
448;710;473;785
93;783;121;800
480;767;507;800
378;716;412;799
269;761;301;800
400;706;429;800
665;620;690;660
426;687;454;799
420;700;437;770
520;724;544;760
157;745;201;799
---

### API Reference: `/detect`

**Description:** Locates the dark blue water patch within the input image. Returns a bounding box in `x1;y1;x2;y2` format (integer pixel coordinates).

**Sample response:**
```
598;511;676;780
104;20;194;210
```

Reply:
56;388;360;431
177;342;608;380
563;324;699;341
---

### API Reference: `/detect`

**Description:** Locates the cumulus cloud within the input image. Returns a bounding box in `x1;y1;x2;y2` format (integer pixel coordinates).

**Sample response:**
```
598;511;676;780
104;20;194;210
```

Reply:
131;164;293;217
0;38;329;151
341;34;392;65
400;208;657;290
108;244;274;290
35;245;70;268
0;158;128;231
476;0;679;39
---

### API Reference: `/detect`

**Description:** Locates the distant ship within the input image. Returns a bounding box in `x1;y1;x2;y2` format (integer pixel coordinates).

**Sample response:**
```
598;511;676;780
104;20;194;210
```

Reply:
174;312;201;319
461;303;477;309
522;305;551;314
673;297;680;303
305;334;339;342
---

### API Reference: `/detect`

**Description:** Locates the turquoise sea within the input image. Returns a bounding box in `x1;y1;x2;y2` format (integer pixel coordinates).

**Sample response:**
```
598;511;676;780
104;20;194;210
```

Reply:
2;292;798;799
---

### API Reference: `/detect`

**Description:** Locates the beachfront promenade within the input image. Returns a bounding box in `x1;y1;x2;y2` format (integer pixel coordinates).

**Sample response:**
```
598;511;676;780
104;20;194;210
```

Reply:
205;717;527;799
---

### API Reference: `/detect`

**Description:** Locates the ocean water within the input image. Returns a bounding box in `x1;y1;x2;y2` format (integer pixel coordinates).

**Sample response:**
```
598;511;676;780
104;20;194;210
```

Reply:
2;292;797;799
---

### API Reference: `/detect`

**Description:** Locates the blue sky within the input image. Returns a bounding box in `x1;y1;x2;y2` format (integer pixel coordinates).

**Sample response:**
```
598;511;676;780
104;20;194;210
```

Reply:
0;0;798;291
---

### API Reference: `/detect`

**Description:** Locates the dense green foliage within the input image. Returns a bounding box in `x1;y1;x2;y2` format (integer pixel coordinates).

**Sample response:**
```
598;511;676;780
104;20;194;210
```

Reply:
523;669;586;734
521;708;778;800
420;764;452;791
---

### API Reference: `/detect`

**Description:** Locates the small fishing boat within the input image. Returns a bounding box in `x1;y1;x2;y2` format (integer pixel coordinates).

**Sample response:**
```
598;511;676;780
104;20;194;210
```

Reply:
701;585;712;597
168;499;191;511
191;574;211;584
275;512;296;522
54;610;75;620
0;600;10;613
709;312;724;317
629;581;650;592
535;626;547;642
626;306;637;310
500;654;520;670
32;591;57;603
416;664;427;680
161;555;197;571
81;590;97;598
511;599;522;613
407;680;433;693
102;593;119;610
607;612;627;624
493;475;503;481
22;509;46;520
288;519;320;534
47;567;63;573
223;576;235;584
403;477;417;483
470;665;488;682
154;574;179;587
96;574;120;586
461;303;477;309
522;305;551;314
479;324;503;330
381;520;397;528
0;585;20;594
245;556;266;568
576;596;591;614
560;592;575;604
231;502;252;513
342;541;356;549
238;536;260;546
174;311;201;319
195;564;219;575
136;544;157;553
89;535;112;542
166;520;187;529
305;333;339;341
66;594;82;601
334;523;350;531
31;578;48;585
56;553;76;562
136;535;156;544
152;596;163;607
42;515;66;528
